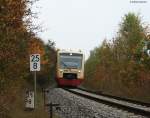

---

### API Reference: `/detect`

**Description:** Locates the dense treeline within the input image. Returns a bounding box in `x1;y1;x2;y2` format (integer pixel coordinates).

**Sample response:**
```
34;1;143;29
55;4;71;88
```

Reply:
84;13;150;102
0;0;56;117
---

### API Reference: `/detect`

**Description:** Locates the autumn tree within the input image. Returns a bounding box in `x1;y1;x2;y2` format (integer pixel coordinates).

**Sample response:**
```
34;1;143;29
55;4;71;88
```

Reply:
0;0;34;89
84;13;150;101
37;40;56;87
28;38;56;87
0;0;38;117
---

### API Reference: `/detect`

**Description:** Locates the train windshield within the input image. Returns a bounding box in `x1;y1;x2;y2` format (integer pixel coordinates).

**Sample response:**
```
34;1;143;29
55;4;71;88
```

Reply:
59;53;83;69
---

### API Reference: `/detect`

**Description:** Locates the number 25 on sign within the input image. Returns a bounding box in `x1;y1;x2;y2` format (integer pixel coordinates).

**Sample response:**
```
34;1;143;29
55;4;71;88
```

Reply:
30;54;40;71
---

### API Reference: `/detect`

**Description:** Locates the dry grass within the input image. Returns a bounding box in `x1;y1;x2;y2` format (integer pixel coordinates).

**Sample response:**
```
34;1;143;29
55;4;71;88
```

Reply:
9;89;59;118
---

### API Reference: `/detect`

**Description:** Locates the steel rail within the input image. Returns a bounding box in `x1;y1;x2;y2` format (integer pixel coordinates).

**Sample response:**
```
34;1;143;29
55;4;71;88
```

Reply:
78;87;150;107
63;88;150;117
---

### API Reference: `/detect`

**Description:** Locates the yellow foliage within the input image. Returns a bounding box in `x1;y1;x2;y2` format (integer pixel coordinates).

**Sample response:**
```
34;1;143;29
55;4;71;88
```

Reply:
28;38;46;65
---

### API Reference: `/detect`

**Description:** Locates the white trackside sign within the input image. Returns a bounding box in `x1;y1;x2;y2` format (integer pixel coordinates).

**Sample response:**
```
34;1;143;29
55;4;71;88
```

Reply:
147;50;150;57
30;54;40;71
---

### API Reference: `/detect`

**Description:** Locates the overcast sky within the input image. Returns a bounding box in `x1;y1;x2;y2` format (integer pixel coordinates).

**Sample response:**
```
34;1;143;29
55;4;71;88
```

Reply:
33;0;150;59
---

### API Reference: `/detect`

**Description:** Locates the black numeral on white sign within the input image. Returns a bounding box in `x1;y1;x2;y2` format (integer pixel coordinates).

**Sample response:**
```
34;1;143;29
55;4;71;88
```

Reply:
30;54;40;71
33;63;37;69
31;55;40;62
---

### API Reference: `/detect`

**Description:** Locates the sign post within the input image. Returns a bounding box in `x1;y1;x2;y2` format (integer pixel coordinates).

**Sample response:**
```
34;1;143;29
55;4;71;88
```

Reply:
30;54;40;109
46;103;60;118
34;70;36;109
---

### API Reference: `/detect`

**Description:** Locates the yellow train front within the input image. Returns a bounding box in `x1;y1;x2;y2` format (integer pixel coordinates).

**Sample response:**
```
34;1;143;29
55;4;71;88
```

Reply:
56;50;84;87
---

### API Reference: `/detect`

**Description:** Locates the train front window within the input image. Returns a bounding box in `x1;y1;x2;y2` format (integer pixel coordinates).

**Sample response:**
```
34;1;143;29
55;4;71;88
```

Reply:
59;53;83;69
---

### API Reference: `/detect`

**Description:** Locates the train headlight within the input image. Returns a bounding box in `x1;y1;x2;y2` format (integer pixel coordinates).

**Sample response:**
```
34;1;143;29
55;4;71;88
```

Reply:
78;70;81;73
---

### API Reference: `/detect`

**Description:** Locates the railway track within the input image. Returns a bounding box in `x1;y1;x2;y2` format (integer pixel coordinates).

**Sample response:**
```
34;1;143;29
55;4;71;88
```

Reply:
63;88;150;117
78;87;150;107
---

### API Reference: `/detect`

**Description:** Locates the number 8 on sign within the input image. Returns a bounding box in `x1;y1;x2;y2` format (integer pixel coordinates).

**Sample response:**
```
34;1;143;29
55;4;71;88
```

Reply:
33;63;37;69
30;54;40;71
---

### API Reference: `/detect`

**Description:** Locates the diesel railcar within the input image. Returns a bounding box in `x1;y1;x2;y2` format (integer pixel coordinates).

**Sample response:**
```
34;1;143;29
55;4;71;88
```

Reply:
56;50;84;87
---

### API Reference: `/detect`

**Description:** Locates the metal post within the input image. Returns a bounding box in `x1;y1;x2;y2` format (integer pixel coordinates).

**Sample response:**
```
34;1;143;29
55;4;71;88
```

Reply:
43;89;48;106
34;71;37;109
46;103;60;118
43;89;45;107
50;103;53;118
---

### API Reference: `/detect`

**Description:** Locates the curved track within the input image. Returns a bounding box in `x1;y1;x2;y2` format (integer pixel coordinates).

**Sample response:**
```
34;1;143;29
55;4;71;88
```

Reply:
63;88;150;117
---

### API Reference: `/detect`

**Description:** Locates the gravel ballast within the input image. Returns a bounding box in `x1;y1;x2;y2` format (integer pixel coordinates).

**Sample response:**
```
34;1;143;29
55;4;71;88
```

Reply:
46;88;146;118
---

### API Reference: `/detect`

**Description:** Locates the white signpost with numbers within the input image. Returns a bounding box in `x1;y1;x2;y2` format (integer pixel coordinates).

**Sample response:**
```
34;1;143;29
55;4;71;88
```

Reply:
30;54;40;109
30;54;40;71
